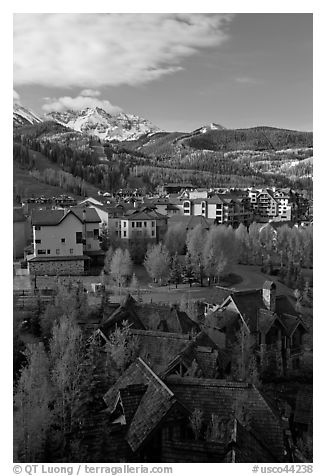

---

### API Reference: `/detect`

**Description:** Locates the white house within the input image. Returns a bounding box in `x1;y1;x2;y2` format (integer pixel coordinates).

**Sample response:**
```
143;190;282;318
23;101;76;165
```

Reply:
28;207;101;275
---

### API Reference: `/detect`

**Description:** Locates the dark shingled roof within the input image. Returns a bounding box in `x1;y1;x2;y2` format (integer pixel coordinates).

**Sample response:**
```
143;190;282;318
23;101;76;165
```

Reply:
229;289;263;332
119;384;147;424
165;376;285;461
129;329;191;374
122;208;167;221
294;386;313;426
103;358;178;452
102;297;200;336
31;207;100;226
70;206;101;223
215;285;303;334
168;215;214;231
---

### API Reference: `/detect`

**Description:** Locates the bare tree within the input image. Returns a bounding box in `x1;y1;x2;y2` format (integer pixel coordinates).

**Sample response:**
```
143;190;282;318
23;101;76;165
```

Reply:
49;316;84;455
144;243;170;285
186;225;207;286
110;248;133;290
14;343;53;462
189;408;204;440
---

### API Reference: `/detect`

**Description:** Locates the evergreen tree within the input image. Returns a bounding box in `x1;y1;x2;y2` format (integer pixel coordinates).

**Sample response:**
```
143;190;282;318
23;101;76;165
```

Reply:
169;253;183;288
182;252;195;287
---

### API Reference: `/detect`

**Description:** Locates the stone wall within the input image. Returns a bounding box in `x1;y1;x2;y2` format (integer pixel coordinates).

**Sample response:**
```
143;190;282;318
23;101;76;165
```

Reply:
28;259;85;276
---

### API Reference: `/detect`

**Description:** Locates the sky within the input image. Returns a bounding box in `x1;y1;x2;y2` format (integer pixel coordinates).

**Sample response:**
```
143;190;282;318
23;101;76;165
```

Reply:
13;13;313;132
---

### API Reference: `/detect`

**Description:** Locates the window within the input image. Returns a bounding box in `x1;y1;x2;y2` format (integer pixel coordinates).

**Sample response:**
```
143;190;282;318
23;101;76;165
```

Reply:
123;231;127;237
56;249;60;255
35;226;41;231
61;238;65;243
143;222;147;227
70;248;74;254
47;250;51;254
35;239;41;244
136;222;142;228
37;249;46;255
76;232;83;244
123;222;127;227
151;230;155;237
132;222;135;228
152;221;155;227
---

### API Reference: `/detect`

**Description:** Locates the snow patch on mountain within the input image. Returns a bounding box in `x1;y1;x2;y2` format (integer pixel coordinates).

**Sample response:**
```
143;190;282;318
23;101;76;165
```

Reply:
193;123;227;134
13;103;43;127
45;107;162;141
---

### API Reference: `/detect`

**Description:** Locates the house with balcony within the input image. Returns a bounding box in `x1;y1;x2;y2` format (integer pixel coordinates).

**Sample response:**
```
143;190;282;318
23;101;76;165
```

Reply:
252;188;296;222
28;207;102;275
181;194;253;227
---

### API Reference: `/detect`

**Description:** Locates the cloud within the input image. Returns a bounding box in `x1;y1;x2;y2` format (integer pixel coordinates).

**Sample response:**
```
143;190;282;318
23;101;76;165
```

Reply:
235;76;260;85
80;89;101;97
14;13;233;88
42;94;122;114
13;89;21;104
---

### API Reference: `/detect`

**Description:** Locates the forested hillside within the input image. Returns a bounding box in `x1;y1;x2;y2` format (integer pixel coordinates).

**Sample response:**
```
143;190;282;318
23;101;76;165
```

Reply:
14;122;313;194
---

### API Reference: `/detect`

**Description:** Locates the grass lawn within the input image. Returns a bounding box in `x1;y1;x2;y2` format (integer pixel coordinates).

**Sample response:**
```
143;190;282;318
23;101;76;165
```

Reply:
14;261;309;307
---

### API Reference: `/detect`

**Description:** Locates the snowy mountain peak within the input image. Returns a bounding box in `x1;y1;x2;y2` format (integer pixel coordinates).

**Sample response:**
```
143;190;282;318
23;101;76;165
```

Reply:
44;107;162;141
13;103;43;127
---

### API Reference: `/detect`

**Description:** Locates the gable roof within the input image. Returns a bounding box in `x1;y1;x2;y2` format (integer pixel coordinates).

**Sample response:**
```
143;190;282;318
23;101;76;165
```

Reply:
128;329;191;375
226;289;264;332
31;207;100;226
217;286;302;334
122;208;167;221
102;297;201;335
168;215;214;231
103;358;179;452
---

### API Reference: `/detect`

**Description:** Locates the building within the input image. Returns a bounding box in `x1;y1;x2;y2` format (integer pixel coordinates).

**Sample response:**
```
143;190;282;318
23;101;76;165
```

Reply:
100;294;200;336
160;183;194;195
250;188;296;222
168;215;214;232
205;281;308;374
143;198;182;217
119;208;168;242
13;207;29;260
28;207;101;275
95;358;287;462
181;194;253;227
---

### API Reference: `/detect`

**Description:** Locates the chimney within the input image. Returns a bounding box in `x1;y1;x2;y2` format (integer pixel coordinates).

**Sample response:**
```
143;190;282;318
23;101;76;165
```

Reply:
82;209;86;223
262;281;276;312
